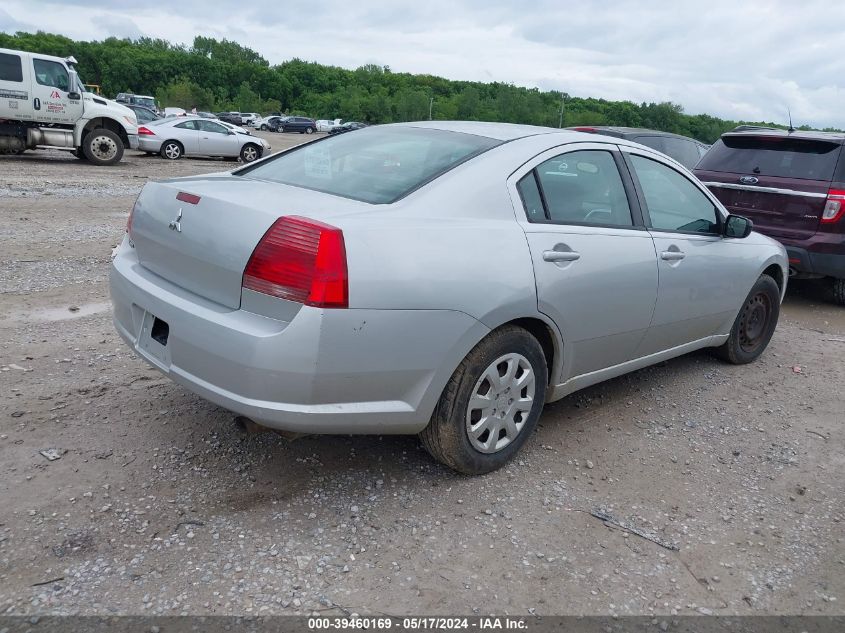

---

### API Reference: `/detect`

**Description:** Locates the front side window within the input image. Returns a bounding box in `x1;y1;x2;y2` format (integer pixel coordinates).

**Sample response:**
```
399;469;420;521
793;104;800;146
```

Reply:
198;120;228;134
630;154;719;233
239;126;501;204
33;59;69;90
530;150;633;227
0;52;23;82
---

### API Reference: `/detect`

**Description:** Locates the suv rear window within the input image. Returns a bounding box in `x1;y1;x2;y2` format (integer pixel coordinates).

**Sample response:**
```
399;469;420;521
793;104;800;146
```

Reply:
239;127;501;204
698;135;842;181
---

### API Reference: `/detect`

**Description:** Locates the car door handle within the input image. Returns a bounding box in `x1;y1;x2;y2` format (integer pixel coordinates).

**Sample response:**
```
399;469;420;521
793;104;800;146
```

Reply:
543;250;581;262
660;251;686;261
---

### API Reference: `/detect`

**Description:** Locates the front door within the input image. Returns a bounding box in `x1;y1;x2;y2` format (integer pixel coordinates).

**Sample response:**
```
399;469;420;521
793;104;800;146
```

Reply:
29;55;83;125
197;119;239;156
510;143;659;381
623;150;753;355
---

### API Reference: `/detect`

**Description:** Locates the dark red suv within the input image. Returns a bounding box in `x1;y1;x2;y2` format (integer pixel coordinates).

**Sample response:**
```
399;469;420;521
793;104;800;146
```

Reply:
694;127;845;305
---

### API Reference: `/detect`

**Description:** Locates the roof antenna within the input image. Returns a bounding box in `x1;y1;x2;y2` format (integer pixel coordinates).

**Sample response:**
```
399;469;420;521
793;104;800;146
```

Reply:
787;107;795;133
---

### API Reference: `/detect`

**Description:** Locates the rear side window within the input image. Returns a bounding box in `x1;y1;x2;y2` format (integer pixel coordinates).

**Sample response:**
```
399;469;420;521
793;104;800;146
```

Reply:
0;52;23;82
698;136;842;181
532;150;633;227
239;127;501;204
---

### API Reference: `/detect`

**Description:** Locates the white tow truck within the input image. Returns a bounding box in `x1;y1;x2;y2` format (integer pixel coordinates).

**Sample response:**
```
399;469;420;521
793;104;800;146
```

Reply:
0;47;138;165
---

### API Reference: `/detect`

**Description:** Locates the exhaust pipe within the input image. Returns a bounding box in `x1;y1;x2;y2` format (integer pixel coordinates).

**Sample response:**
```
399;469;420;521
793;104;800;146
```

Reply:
233;416;307;441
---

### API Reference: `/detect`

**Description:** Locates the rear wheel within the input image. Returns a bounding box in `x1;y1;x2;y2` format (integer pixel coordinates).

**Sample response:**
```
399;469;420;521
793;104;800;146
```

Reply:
305;127;314;134
420;326;547;475
713;274;780;364
831;278;845;306
160;140;183;160
82;128;123;166
240;143;260;163
260;124;268;131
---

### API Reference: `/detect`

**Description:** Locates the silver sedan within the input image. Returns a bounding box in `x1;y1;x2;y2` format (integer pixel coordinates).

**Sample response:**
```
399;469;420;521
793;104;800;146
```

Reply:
111;122;787;474
137;117;270;162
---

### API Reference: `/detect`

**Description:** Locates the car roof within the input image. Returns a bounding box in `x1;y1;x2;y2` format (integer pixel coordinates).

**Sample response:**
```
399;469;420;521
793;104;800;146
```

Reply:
569;125;706;142
395;120;572;141
722;127;845;144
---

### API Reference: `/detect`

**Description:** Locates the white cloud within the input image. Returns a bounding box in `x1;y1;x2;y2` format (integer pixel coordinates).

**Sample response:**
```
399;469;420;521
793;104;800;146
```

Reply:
2;0;844;128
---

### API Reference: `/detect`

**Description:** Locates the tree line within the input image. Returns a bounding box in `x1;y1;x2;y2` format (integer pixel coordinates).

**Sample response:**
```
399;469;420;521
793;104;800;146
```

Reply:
1;31;838;143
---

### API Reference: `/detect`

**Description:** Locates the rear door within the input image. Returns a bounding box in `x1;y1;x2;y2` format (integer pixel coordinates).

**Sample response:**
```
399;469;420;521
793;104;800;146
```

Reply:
695;135;841;241
0;50;33;120
509;142;659;380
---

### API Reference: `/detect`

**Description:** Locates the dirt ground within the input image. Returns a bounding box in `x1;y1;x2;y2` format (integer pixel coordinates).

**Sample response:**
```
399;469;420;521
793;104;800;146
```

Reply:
1;130;843;618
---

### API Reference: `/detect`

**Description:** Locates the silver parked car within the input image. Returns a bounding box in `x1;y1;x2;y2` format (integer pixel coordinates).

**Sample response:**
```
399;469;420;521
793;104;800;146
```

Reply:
137;117;269;162
111;122;787;474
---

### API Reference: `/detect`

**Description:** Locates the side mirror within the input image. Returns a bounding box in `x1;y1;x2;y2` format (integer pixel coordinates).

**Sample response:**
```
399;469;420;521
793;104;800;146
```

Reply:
724;214;753;239
67;92;81;100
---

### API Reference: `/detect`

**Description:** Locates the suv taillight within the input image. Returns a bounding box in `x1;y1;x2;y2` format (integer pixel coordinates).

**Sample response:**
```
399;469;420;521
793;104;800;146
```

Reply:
242;216;348;308
822;189;845;223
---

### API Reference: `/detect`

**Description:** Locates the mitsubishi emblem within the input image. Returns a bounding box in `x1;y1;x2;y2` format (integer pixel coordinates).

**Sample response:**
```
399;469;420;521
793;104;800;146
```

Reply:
168;208;182;232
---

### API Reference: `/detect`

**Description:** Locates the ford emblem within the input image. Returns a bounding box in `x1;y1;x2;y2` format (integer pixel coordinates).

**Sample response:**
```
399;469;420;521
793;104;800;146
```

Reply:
739;176;759;185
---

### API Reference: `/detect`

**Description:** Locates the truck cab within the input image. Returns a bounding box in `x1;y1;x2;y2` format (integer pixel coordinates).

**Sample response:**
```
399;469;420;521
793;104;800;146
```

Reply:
0;47;138;165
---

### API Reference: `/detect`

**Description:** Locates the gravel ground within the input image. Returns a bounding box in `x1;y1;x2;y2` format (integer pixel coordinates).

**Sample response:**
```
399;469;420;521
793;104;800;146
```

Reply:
1;132;844;618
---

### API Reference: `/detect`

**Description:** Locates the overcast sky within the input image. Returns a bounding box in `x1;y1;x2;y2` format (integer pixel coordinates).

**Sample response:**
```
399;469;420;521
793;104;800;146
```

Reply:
2;0;843;128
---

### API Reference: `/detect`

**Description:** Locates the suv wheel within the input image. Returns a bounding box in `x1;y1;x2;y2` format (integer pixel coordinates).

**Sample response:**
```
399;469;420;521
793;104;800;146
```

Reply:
419;326;547;475
305;127;314;134
832;278;845;306
713;274;780;364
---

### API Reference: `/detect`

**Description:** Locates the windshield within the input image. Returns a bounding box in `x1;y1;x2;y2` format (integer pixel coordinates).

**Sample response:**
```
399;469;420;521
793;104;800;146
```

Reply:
238;126;501;204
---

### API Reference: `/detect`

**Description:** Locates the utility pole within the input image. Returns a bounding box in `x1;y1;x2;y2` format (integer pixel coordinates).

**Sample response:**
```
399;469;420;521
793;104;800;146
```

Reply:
429;97;434;121
558;94;565;128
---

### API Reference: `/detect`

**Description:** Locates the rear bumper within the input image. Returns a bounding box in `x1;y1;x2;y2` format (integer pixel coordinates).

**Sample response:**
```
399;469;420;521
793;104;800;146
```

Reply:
137;137;162;152
783;240;845;279
109;239;487;434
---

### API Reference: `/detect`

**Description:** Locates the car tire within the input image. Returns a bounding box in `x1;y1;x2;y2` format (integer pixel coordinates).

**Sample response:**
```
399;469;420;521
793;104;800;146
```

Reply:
419;325;548;475
240;143;261;163
160;141;183;160
260;124;268;131
831;278;845;306
305;127;314;134
713;274;780;365
82;128;123;166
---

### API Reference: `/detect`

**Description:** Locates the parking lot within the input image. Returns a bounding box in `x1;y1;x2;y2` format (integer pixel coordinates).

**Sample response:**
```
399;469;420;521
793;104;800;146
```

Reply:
1;129;843;617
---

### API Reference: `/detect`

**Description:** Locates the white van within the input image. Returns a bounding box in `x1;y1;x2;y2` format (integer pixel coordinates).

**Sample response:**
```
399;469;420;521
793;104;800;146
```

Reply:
0;47;138;165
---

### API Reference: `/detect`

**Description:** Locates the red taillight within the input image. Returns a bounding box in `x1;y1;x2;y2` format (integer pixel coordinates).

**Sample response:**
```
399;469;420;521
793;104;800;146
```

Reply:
242;216;348;308
821;189;845;223
573;127;597;132
138;126;155;135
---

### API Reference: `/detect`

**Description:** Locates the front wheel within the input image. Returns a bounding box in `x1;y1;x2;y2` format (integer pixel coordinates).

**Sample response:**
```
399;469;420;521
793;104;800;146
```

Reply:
419;326;547;475
713;274;780;364
82;128;123;166
240;143;260;163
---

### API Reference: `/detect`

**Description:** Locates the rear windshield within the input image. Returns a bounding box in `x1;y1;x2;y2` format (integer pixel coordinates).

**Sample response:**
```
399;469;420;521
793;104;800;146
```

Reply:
238;127;502;204
697;136;842;181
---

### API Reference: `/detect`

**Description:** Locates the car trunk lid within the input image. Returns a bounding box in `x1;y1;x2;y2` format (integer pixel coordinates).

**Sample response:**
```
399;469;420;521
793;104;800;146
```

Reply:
695;135;843;240
128;174;369;309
